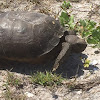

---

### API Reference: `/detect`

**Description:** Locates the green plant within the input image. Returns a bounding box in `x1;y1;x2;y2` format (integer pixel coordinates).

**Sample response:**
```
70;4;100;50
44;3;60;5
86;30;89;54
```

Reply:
3;84;13;100
59;1;75;30
59;12;75;30
31;71;64;86
59;1;100;48
6;70;22;87
77;20;100;48
61;1;72;10
3;71;25;100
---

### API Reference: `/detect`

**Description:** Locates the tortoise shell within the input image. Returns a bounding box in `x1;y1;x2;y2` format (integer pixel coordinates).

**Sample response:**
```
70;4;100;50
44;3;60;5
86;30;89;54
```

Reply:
0;11;63;60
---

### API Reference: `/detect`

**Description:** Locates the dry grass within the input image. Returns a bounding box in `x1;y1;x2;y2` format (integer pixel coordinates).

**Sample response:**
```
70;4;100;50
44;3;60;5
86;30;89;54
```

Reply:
3;85;26;100
2;70;26;100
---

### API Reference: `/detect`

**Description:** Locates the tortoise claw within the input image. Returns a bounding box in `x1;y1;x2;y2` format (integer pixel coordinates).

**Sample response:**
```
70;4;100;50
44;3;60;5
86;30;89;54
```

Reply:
52;63;59;72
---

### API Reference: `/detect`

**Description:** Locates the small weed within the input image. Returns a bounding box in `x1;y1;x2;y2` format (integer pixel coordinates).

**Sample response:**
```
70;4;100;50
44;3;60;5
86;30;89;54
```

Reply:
6;70;22;88
31;71;64;86
3;84;26;100
3;84;13;100
61;1;72;10
3;71;25;100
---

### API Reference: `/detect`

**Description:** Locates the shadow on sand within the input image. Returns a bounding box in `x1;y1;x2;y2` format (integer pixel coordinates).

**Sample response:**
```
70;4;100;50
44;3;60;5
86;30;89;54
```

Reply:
0;53;98;78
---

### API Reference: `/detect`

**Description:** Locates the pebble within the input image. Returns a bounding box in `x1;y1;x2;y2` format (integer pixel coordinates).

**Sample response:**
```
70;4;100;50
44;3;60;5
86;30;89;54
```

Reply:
25;92;34;97
76;90;82;95
90;60;98;65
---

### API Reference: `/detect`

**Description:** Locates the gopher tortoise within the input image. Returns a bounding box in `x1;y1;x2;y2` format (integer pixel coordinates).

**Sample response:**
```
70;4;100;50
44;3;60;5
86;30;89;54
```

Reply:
0;11;87;71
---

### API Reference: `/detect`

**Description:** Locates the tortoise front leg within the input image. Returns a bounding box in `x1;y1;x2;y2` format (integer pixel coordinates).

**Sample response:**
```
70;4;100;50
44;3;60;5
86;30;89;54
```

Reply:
52;42;70;71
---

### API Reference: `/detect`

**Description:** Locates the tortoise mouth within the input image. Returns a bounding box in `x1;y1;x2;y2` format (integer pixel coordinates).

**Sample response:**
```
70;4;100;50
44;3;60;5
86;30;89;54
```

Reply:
71;43;87;53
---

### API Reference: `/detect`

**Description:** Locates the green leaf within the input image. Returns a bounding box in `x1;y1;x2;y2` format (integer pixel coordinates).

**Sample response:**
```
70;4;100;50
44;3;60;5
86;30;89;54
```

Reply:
87;37;98;44
79;20;86;27
68;15;75;29
82;31;92;37
68;15;74;24
59;12;69;26
60;12;69;20
97;26;100;30
61;1;72;10
92;29;100;41
88;20;96;28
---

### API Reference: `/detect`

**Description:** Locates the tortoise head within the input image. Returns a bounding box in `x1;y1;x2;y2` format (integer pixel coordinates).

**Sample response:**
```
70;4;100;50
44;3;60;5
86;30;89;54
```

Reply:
65;35;87;53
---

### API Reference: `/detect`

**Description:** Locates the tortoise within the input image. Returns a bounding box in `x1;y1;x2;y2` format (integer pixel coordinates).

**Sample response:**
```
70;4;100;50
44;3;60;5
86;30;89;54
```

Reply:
0;11;87;71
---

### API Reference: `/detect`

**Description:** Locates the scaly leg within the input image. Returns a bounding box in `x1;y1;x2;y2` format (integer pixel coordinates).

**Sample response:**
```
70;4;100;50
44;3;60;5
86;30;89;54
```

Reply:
52;42;70;71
